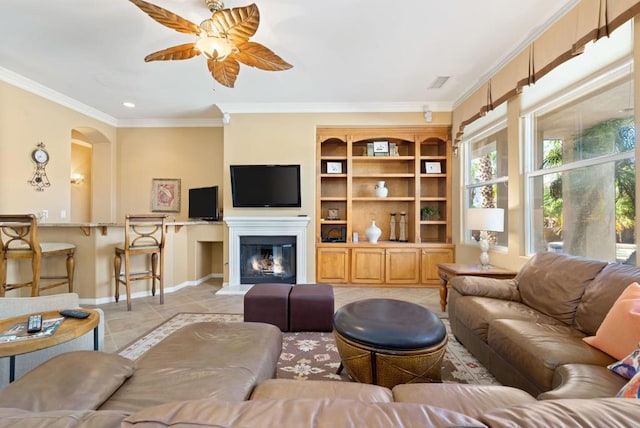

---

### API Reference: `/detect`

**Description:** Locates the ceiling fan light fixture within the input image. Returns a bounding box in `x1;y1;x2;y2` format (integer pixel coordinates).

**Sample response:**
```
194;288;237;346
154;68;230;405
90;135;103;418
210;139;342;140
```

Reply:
129;0;292;88
196;32;236;61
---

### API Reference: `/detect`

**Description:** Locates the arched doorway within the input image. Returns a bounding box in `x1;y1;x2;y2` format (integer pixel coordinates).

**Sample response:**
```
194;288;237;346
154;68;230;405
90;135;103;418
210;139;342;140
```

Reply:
70;128;114;222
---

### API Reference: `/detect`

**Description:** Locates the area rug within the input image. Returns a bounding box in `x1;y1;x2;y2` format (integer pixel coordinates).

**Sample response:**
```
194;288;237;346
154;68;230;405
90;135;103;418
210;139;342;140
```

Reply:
118;313;498;385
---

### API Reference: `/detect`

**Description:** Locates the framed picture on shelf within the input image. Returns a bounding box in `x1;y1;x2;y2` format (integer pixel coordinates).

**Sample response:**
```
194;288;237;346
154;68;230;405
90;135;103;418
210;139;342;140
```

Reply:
373;141;389;156
425;161;442;174
326;161;343;174
327;208;340;220
151;178;181;212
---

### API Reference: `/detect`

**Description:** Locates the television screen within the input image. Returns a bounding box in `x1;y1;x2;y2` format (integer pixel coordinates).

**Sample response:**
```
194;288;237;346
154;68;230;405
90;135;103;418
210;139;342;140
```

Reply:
230;164;301;207
188;186;219;220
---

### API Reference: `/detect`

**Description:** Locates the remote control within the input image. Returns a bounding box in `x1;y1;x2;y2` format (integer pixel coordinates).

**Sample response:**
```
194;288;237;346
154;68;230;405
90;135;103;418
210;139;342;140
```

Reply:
59;309;90;319
27;314;42;333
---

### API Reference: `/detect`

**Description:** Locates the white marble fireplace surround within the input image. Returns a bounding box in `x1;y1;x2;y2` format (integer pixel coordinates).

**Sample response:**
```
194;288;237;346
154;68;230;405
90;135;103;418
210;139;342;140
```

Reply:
219;216;311;295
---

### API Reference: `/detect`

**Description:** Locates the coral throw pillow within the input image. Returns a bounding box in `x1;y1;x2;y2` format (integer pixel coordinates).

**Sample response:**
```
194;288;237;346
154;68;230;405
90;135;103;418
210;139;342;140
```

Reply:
617;371;640;398
583;282;640;360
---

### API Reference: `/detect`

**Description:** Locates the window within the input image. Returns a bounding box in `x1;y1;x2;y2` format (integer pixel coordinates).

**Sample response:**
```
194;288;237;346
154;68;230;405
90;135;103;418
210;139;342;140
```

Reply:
525;75;635;264
464;123;509;247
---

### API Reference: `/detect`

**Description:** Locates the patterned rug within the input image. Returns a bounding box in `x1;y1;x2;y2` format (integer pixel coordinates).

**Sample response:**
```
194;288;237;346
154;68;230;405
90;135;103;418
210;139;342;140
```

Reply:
118;313;498;385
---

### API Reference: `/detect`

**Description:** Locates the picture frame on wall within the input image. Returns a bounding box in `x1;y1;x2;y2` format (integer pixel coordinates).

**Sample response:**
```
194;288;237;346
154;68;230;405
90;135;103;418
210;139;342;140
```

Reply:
151;178;181;212
373;141;389;156
326;161;343;174
425;161;442;174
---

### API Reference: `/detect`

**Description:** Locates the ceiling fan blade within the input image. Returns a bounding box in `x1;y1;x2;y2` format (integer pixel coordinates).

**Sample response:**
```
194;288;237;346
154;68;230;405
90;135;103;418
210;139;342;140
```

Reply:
208;58;240;88
234;41;293;71
210;4;259;44
144;43;201;62
130;0;200;35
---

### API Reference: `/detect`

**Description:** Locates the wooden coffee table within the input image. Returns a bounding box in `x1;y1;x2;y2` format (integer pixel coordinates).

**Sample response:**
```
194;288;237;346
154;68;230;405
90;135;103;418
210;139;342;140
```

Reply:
0;309;100;382
437;263;518;311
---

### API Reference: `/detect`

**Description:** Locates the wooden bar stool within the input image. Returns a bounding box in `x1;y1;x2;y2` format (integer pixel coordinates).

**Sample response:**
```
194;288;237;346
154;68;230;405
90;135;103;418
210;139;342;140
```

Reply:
0;214;75;297
114;214;166;311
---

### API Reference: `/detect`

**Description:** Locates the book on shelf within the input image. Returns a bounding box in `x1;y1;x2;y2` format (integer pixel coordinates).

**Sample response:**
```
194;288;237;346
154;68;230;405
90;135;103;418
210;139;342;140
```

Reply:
0;317;64;343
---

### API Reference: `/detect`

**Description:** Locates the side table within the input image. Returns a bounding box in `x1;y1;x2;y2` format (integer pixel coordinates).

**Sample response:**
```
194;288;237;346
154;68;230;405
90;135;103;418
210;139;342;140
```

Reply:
437;263;517;311
0;309;99;382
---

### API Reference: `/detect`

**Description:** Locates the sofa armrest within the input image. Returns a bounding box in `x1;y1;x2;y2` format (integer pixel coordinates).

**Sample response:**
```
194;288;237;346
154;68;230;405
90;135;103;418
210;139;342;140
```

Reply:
536;364;627;400
449;276;521;302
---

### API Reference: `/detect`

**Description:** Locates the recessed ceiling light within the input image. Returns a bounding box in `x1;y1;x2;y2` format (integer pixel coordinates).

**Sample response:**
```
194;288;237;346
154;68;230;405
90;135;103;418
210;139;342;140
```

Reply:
429;76;450;89
123;101;136;108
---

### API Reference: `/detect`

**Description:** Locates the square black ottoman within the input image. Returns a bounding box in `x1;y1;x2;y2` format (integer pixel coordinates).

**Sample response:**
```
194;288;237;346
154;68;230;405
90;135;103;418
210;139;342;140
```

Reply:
289;283;335;332
244;283;292;332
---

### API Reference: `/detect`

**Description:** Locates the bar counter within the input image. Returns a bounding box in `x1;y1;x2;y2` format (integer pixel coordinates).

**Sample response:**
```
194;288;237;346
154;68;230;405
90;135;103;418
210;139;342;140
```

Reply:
28;221;225;305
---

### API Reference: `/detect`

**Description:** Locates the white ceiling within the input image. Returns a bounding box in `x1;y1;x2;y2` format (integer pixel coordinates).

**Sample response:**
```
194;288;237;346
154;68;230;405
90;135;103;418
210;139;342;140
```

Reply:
0;0;577;126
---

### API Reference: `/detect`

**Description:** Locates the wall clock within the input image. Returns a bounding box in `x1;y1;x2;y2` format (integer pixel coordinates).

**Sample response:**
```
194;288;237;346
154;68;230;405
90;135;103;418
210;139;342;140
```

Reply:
29;142;51;191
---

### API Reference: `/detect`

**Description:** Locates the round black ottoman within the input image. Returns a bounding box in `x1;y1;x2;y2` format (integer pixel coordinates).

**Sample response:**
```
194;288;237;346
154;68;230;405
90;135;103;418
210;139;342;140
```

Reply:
333;298;447;388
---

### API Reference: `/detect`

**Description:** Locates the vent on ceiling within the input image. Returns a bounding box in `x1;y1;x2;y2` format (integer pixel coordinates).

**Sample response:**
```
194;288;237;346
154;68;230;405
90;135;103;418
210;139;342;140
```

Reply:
429;76;450;89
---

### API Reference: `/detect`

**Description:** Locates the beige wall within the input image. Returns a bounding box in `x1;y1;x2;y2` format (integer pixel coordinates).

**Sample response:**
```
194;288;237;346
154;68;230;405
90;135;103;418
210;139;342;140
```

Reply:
115;127;224;221
0;82;116;222
222;112;452;282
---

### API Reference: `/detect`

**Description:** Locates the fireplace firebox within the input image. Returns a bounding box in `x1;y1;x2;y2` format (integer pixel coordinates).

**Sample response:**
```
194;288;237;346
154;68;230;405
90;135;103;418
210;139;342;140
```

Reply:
240;235;296;284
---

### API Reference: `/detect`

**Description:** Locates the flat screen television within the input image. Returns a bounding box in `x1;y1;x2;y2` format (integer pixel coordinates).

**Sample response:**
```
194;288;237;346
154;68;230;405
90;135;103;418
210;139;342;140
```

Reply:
230;164;301;207
188;186;220;220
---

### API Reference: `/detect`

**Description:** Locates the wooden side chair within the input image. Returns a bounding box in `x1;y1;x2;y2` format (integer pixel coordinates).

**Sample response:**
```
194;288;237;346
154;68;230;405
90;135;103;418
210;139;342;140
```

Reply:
0;214;75;297
114;214;167;311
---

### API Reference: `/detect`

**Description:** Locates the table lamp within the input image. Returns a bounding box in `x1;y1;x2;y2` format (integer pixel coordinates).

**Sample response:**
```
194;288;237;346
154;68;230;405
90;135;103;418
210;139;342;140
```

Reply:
467;208;504;269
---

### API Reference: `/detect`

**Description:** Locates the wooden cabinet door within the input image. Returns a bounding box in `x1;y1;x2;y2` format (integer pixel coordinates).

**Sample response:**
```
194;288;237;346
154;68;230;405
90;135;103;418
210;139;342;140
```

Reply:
421;248;454;284
351;247;385;284
385;248;421;284
316;247;350;283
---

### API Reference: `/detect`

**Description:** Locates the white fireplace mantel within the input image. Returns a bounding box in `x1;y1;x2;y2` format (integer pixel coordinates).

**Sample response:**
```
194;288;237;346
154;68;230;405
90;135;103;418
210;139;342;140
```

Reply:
220;216;311;295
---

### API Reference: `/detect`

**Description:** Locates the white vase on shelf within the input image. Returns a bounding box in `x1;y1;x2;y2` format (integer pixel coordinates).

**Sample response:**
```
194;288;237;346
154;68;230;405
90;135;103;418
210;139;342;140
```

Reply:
375;181;388;198
366;220;382;244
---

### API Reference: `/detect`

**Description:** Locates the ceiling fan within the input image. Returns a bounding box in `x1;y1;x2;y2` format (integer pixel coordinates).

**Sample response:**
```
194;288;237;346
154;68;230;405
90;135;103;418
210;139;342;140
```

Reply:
129;0;293;88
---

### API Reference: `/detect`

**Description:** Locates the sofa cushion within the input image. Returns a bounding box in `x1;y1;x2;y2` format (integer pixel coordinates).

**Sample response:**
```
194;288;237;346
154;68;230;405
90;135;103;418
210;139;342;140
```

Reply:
99;367;257;413
583;282;640;360
481;398;640;427
0;408;129;428
608;348;640;380
0;351;134;412
392;383;535;418
617;371;640;398
574;263;640;335
488;319;614;391
453;295;560;343
516;252;607;325
136;322;281;382
250;379;393;402
120;398;487;427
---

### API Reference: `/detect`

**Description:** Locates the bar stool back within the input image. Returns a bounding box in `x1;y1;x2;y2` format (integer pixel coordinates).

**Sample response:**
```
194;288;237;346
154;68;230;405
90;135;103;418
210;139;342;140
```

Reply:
114;214;166;311
0;214;75;297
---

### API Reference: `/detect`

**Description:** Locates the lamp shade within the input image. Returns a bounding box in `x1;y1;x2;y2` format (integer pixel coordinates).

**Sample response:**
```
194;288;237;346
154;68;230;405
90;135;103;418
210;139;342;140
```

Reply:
467;208;504;232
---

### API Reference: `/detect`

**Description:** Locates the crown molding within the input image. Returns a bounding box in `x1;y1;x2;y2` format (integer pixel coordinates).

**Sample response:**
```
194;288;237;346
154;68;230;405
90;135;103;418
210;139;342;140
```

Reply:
216;101;453;114
0;66;119;127
116;118;226;128
1;65;452;128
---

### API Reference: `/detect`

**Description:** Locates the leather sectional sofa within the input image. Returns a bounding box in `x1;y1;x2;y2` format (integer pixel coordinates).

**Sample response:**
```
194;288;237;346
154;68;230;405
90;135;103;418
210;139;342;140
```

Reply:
448;251;639;397
0;370;638;427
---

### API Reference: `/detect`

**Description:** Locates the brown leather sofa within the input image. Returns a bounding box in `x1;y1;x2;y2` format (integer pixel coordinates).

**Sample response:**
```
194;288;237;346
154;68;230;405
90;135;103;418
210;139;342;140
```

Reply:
447;251;639;397
0;375;639;427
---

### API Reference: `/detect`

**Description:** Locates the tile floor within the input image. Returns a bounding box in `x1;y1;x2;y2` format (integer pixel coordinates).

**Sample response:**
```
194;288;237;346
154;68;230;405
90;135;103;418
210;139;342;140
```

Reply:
91;279;445;353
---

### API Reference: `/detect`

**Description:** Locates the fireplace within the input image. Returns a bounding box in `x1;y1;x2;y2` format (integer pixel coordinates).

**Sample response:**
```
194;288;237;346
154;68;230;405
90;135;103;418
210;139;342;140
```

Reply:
240;235;296;284
222;216;311;294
